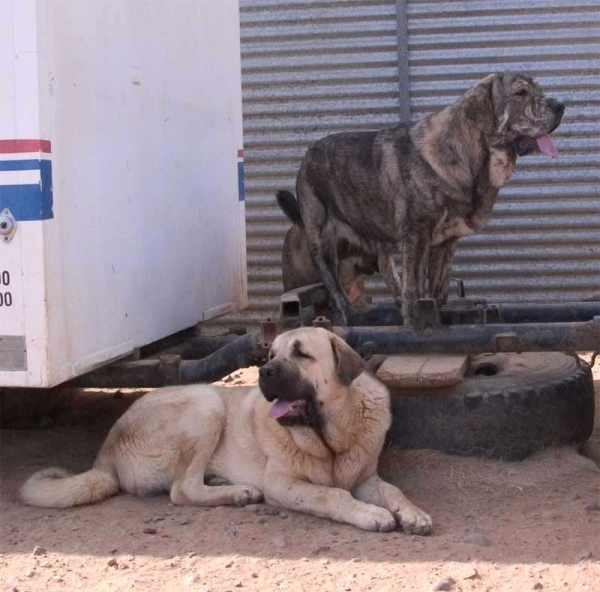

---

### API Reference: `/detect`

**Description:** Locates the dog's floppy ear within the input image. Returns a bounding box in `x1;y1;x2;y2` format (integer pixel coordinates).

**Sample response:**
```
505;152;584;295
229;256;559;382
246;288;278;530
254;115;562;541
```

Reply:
462;74;500;135
329;334;365;385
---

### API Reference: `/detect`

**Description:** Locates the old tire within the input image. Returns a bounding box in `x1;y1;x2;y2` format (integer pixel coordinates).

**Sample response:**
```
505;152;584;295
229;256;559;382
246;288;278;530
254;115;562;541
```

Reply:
387;352;595;461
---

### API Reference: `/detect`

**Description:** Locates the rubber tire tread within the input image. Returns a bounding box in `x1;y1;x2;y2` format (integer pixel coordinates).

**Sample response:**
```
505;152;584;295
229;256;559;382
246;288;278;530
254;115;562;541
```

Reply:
387;354;595;460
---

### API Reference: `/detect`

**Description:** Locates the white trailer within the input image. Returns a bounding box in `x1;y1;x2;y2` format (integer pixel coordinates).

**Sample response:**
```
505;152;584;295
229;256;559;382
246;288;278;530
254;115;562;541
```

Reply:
0;0;246;387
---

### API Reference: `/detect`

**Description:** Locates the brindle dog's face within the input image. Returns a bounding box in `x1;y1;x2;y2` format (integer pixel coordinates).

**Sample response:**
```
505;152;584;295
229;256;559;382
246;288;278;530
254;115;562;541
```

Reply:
258;327;365;427
463;72;565;156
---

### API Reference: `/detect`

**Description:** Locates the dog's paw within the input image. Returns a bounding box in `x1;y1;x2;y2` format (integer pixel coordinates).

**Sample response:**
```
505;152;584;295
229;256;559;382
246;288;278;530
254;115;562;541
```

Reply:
393;504;432;536
353;506;396;532
234;486;263;507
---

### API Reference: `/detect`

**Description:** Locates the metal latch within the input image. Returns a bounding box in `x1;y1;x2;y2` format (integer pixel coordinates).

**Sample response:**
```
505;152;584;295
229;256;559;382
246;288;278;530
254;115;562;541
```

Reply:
0;208;17;243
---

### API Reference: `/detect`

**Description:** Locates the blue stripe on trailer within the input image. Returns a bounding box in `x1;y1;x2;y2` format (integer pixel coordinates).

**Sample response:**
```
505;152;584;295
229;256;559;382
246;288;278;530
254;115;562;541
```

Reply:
0;159;44;171
237;161;245;202
0;160;53;220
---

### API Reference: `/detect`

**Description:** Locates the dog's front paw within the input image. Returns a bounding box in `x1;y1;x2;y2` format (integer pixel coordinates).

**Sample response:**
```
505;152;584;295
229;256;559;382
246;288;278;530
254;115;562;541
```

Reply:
234;486;263;507
393;504;432;536
353;506;396;532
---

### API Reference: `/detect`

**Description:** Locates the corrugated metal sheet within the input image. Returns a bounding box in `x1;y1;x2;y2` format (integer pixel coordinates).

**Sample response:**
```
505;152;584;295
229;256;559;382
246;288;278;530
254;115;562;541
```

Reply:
216;0;600;328
220;0;402;326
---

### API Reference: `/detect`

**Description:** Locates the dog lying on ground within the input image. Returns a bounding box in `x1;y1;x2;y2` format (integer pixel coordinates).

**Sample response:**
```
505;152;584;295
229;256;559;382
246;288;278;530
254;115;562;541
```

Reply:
291;72;564;325
20;328;432;534
277;189;379;304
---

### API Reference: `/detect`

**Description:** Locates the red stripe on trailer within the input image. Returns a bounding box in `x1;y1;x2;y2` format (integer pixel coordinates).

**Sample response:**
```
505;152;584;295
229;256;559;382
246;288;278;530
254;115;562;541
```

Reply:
0;139;51;154
237;149;244;159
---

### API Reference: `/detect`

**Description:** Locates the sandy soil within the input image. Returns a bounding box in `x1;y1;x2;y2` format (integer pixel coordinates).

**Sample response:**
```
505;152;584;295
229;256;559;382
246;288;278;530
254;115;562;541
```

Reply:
1;362;599;592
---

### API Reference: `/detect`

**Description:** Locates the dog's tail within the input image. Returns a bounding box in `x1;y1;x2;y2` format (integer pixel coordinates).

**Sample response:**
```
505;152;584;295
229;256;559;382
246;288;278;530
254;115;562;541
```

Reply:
276;190;304;227
20;466;119;508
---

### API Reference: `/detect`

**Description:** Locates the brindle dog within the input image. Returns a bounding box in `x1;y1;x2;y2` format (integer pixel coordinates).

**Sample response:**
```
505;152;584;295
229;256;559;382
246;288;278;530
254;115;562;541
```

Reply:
288;72;564;325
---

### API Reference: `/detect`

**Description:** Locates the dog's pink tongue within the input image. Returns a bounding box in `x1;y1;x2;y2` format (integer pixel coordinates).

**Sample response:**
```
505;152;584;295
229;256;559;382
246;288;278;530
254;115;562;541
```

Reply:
536;135;558;158
269;400;294;419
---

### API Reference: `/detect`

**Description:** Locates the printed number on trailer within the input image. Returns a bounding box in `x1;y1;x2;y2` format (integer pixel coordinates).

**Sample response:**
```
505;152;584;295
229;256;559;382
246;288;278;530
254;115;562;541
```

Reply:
0;271;12;307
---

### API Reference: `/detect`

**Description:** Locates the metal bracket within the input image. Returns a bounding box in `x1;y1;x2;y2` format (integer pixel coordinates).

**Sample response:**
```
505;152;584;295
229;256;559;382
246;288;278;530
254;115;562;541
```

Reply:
313;316;333;332
259;318;280;349
414;298;441;332
493;333;519;353
159;354;181;385
0;208;17;243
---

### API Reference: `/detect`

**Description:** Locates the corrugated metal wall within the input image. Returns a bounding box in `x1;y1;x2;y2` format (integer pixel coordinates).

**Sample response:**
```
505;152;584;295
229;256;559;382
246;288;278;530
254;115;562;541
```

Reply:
218;0;600;329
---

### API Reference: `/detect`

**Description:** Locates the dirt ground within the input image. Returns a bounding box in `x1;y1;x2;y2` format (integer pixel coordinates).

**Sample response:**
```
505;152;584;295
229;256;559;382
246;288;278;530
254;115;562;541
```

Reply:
1;359;599;592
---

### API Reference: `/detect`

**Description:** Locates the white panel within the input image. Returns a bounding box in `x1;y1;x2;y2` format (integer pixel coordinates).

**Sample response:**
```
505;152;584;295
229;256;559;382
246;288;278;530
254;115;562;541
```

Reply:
1;0;245;386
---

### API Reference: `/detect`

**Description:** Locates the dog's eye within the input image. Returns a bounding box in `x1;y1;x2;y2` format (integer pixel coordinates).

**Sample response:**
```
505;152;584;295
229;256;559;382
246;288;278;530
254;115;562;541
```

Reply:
268;350;274;361
296;350;315;361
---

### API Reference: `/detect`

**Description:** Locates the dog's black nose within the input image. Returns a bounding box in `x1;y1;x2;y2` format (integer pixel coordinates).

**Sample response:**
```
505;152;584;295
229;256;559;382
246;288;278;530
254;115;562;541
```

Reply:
259;364;276;380
550;99;565;115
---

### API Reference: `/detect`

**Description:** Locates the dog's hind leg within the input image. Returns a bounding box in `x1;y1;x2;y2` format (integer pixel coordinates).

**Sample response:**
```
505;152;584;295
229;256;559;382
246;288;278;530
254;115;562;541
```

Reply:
378;252;402;307
428;238;457;308
299;187;350;324
169;407;262;507
308;234;350;325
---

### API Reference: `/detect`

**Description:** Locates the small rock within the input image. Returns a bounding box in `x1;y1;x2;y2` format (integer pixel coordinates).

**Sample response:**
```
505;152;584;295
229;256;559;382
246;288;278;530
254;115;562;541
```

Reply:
564;492;579;502
53;576;63;583
225;561;234;568
12;587;19;592
272;535;288;549
178;517;192;526
187;574;201;585
32;546;46;556
252;573;258;578
328;528;339;536
576;550;592;561
119;564;129;570
584;501;600;512
223;375;234;383
188;552;198;558
350;558;362;563
533;583;544;590
255;517;267;525
25;570;35;578
279;512;288;519
463;532;491;547
143;527;157;535
40;561;51;568
227;527;237;537
464;568;481;580
107;558;118;567
433;577;456;591
235;583;243;588
110;548;118;554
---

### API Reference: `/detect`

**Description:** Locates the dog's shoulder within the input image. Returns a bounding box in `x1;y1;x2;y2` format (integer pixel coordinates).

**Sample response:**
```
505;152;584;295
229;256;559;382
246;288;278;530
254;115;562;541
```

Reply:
351;371;392;431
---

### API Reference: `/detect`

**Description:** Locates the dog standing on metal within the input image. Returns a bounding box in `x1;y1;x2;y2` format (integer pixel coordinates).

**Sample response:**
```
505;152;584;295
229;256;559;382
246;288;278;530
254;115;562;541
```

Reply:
285;72;564;325
21;328;432;535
